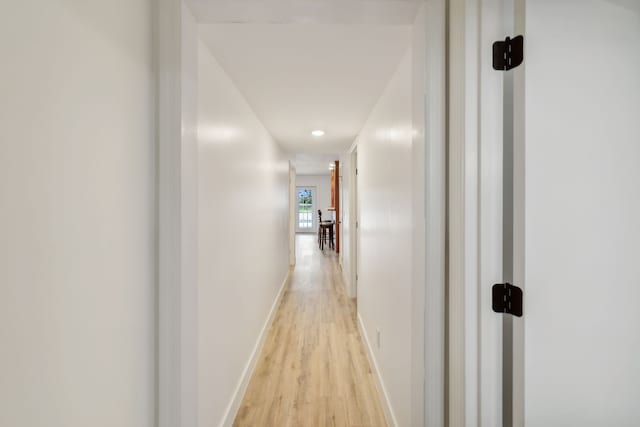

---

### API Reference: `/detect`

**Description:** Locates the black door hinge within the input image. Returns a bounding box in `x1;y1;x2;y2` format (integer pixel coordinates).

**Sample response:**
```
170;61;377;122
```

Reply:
492;35;524;71
492;283;523;317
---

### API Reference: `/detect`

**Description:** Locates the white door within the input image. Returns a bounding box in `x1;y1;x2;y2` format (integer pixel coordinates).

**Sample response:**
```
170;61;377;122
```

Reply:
295;187;316;233
289;163;296;266
507;1;640;425
353;149;359;300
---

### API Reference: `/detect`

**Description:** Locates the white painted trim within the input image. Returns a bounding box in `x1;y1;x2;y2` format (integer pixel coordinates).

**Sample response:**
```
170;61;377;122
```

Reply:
357;313;398;427
512;1;526;424
449;0;498;424
218;271;292;427
156;2;199;427
447;0;469;424
463;0;481;423
422;0;447;426
449;0;511;425
450;0;518;425
478;0;506;425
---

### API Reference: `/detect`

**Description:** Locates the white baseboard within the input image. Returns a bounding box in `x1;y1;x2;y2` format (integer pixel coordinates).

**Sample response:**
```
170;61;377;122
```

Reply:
218;270;291;427
357;313;399;427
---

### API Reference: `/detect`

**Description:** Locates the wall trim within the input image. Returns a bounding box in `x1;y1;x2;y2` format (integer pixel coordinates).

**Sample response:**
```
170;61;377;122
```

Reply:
357;313;399;427
218;270;291;427
422;0;447;425
156;2;199;426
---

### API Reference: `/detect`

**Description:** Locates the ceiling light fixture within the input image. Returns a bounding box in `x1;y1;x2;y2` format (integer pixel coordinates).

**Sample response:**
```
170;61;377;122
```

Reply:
311;130;325;137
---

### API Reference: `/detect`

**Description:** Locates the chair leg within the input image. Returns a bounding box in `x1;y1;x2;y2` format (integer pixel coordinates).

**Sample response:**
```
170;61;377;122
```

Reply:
330;227;334;249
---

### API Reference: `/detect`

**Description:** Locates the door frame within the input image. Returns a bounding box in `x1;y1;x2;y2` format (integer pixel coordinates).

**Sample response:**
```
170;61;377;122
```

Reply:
156;2;199;426
348;144;359;300
448;0;506;425
289;161;297;266
422;1;447;424
157;1;451;426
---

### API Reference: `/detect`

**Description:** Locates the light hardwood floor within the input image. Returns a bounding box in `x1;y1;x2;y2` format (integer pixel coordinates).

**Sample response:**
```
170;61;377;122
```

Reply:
233;234;387;427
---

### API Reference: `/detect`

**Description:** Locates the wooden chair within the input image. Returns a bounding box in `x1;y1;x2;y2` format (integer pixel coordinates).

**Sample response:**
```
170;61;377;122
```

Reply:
318;210;324;249
318;209;335;250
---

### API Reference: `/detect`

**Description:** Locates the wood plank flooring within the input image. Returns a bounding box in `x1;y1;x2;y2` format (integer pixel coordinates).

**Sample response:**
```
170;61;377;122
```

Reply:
233;234;387;427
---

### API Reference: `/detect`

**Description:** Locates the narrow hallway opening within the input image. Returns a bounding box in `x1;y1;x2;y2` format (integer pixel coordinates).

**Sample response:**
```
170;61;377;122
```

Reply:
192;2;435;424
235;234;386;426
161;1;443;426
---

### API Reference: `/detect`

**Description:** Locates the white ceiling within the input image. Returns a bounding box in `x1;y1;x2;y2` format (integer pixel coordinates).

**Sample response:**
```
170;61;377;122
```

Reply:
294;153;338;175
198;23;411;154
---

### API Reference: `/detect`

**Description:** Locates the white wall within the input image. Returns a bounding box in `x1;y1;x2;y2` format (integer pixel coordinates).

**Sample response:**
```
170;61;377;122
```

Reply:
356;50;413;426
295;174;332;228
197;41;290;426
0;1;155;426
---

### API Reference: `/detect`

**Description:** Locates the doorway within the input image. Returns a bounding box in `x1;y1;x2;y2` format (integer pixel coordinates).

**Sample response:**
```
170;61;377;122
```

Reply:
350;147;359;301
295;187;317;233
156;1;448;426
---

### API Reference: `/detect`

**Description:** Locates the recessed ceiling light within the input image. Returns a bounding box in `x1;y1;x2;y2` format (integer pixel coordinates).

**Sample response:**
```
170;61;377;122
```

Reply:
311;130;325;137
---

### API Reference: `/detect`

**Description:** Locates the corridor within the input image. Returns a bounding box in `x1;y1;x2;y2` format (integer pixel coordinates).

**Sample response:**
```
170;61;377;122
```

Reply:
234;235;387;426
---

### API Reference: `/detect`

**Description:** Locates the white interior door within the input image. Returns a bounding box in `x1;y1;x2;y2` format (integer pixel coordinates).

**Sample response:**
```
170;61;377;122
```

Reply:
289;163;296;266
511;1;640;424
295;187;316;233
353;149;359;300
